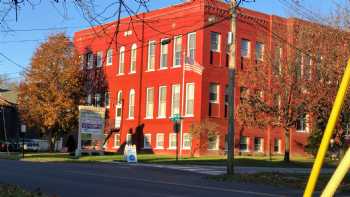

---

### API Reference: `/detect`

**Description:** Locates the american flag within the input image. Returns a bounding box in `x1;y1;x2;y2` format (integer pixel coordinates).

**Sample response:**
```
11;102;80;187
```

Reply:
184;57;204;75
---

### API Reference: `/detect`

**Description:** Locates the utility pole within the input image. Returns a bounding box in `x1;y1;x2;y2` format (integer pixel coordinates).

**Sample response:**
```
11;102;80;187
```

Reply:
227;0;237;175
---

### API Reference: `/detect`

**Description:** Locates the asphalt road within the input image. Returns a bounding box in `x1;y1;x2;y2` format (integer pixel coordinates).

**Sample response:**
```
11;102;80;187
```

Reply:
0;159;305;197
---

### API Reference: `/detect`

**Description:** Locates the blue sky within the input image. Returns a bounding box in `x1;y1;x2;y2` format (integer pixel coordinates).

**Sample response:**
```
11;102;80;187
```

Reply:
0;0;338;82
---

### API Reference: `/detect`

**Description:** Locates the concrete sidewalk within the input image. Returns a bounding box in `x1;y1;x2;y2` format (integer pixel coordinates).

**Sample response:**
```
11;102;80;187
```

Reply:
112;161;335;175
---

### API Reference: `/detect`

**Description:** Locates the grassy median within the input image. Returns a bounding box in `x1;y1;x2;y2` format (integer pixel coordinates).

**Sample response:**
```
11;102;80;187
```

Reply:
18;152;339;168
0;184;48;197
209;172;350;193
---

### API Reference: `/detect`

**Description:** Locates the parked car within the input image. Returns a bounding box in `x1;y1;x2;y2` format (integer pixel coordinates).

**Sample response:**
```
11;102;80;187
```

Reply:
20;139;39;152
0;141;20;152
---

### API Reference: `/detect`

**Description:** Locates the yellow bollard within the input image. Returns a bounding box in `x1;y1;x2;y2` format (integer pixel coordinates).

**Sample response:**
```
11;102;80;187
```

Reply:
321;147;350;196
304;59;350;197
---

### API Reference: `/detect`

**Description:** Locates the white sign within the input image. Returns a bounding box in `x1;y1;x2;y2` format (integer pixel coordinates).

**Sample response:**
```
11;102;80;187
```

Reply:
21;124;26;133
79;106;106;135
124;144;137;163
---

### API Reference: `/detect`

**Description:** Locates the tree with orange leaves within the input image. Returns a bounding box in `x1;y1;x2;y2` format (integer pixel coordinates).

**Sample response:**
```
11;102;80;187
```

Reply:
18;33;84;151
237;18;350;162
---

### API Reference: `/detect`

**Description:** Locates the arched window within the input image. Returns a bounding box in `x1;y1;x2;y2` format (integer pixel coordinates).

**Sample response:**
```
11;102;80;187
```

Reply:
130;44;137;73
118;46;125;74
128;89;135;118
117;91;123;106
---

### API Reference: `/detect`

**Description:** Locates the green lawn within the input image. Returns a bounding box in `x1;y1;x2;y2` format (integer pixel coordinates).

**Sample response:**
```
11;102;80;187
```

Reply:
0;184;47;197
19;152;338;168
209;172;350;193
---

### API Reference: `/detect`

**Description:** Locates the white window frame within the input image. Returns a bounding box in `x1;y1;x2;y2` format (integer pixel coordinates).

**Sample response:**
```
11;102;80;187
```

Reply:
156;133;164;149
297;113;309;133
208;135;219;150
105;92;110;109
210;32;220;52
173;35;182;68
130;44;137;73
254;137;264;153
87;94;92;105
106;48;113;66
146;87;154;119
95;93;101;107
128;89;135;119
126;133;132;145
209;83;220;104
114;134;120;148
147;41;156;71
185;83;195;117
160;39;169;69
143;134;152;149
182;133;191;150
274;138;281;153
118;46;125;75
158;86;167;118
241;39;251;58
96;51;103;67
240;136;249;152
171;84;181;116
87;53;94;69
187;32;196;64
169;133;177;149
255;42;264;61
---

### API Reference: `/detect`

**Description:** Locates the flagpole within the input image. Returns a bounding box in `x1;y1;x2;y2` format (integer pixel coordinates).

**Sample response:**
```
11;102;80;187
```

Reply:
180;51;186;159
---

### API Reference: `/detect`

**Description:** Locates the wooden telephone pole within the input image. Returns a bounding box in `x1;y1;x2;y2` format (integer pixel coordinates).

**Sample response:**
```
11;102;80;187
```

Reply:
227;0;237;175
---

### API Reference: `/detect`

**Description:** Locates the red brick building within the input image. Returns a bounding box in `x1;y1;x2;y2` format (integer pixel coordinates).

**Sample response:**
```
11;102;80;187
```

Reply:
74;0;310;156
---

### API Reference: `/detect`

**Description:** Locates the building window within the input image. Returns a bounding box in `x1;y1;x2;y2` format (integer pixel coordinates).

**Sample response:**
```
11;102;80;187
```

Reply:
95;93;101;107
156;133;164;149
105;92;110;108
144;134;151;149
160;39;168;69
87;94;92;105
187;32;196;64
171;84;180;116
296;113;308;132
106;48;113;66
241;39;250;58
208;135;219;150
210;32;220;52
273;47;282;76
303;55;312;80
169;133;177;149
146;87;154;118
147;41;156;71
240;136;249;152
185;83;195;116
114;134;120;147
118;46;125;74
126;133;132;145
255;42;264;61
87;53;94;69
128;89;135;119
158;86;167;118
295;53;302;80
130;44;137;73
183;133;191;150
115;91;123;128
254;137;263;152
96;51;103;67
274;138;281;153
209;83;219;103
173;36;182;67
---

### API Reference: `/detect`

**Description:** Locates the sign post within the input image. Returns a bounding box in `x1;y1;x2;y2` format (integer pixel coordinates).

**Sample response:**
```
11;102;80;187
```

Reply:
20;124;26;158
171;114;182;162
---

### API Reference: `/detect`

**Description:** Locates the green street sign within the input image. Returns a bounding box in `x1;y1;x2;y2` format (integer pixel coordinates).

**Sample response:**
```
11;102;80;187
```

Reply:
170;114;182;122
